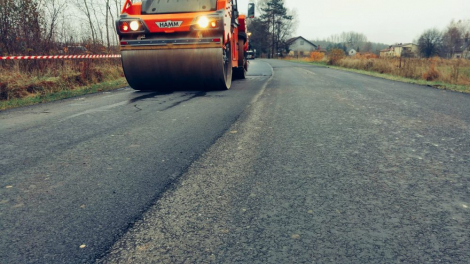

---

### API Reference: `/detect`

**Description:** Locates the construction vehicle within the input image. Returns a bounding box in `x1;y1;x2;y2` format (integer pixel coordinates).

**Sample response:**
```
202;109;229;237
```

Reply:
246;49;255;60
116;0;254;91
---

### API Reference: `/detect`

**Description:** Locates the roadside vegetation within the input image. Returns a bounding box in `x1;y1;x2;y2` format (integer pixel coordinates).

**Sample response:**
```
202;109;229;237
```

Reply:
0;60;126;110
0;0;129;111
250;8;470;93
285;50;470;93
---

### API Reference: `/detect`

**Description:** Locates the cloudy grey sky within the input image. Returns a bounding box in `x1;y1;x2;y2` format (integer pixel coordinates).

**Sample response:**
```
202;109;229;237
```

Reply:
238;0;470;44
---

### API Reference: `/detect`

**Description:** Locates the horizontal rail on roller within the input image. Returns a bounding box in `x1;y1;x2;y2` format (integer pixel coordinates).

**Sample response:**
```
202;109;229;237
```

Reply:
0;55;122;60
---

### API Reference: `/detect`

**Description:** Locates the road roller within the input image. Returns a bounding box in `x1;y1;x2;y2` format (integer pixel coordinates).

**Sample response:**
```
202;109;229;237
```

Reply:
116;0;254;91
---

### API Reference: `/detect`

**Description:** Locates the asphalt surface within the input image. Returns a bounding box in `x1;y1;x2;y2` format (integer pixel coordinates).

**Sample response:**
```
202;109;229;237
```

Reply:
2;59;470;263
0;61;272;263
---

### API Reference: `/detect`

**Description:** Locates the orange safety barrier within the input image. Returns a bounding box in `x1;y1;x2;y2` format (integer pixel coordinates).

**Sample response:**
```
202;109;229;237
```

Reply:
0;55;121;60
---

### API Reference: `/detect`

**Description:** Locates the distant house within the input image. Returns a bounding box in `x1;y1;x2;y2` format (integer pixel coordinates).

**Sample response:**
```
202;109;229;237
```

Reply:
453;38;470;59
316;45;327;54
380;43;418;58
379;48;392;58
348;49;357;56
286;36;317;57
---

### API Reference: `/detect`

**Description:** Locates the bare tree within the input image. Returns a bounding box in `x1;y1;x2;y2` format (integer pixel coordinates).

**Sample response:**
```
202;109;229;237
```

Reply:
418;28;443;58
43;0;68;51
247;18;269;56
105;0;111;51
341;32;368;50
0;0;44;55
90;0;104;45
0;0;16;54
260;0;293;58
75;0;97;45
363;42;373;52
326;32;368;51
277;9;298;55
442;20;470;58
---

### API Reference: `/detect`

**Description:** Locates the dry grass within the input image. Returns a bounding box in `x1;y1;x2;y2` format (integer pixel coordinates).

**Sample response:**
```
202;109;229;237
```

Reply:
283;54;470;93
0;59;125;101
336;57;470;86
309;51;325;62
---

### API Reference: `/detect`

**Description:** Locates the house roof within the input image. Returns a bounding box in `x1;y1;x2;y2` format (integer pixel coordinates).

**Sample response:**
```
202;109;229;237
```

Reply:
286;36;317;48
390;43;416;47
455;41;470;53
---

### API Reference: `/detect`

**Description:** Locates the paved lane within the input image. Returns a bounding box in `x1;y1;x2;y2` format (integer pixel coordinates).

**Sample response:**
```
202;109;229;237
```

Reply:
0;61;272;263
101;59;470;263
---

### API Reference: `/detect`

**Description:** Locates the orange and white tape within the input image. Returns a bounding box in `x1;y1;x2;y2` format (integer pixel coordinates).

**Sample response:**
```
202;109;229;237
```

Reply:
0;55;121;60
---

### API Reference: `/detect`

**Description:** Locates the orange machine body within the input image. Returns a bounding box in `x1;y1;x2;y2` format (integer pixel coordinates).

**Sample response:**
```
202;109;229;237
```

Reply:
117;0;248;69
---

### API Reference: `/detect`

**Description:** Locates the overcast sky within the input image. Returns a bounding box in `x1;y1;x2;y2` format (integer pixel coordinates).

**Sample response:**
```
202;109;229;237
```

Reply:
238;0;470;44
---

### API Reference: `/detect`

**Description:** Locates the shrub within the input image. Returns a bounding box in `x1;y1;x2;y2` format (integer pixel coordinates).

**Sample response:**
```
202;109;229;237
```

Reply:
422;58;440;81
0;82;7;100
328;49;345;65
310;51;325;61
355;52;378;59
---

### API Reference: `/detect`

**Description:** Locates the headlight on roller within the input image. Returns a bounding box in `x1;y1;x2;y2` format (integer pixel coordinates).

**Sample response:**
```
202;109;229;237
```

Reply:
118;20;145;34
130;21;140;31
197;16;209;28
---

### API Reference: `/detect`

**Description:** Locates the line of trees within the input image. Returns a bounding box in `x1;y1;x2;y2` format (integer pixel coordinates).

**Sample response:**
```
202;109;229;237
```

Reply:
312;32;389;55
312;19;470;59
247;0;297;58
2;0;299;57
417;20;470;58
0;0;126;56
0;0;44;55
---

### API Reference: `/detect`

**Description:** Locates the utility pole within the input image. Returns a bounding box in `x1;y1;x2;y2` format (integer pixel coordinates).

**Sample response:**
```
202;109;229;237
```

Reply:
276;21;281;57
271;12;275;58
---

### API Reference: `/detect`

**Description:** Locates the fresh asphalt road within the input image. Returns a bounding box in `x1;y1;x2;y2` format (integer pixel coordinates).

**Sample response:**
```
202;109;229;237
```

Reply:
2;60;470;263
0;61;271;263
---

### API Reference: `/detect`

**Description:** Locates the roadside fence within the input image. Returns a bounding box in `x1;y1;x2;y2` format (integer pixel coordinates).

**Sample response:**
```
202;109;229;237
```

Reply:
0;54;123;76
0;55;121;60
0;54;125;101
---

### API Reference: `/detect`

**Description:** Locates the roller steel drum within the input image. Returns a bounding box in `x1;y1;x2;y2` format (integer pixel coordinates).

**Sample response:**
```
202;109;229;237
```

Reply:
121;47;232;91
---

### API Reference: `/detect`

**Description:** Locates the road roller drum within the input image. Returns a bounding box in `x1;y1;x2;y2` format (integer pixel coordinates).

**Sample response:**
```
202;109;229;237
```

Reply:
122;47;232;90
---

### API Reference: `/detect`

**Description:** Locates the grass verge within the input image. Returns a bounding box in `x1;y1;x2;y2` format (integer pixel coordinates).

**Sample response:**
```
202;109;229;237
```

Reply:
285;59;470;94
0;78;128;111
1;60;128;111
